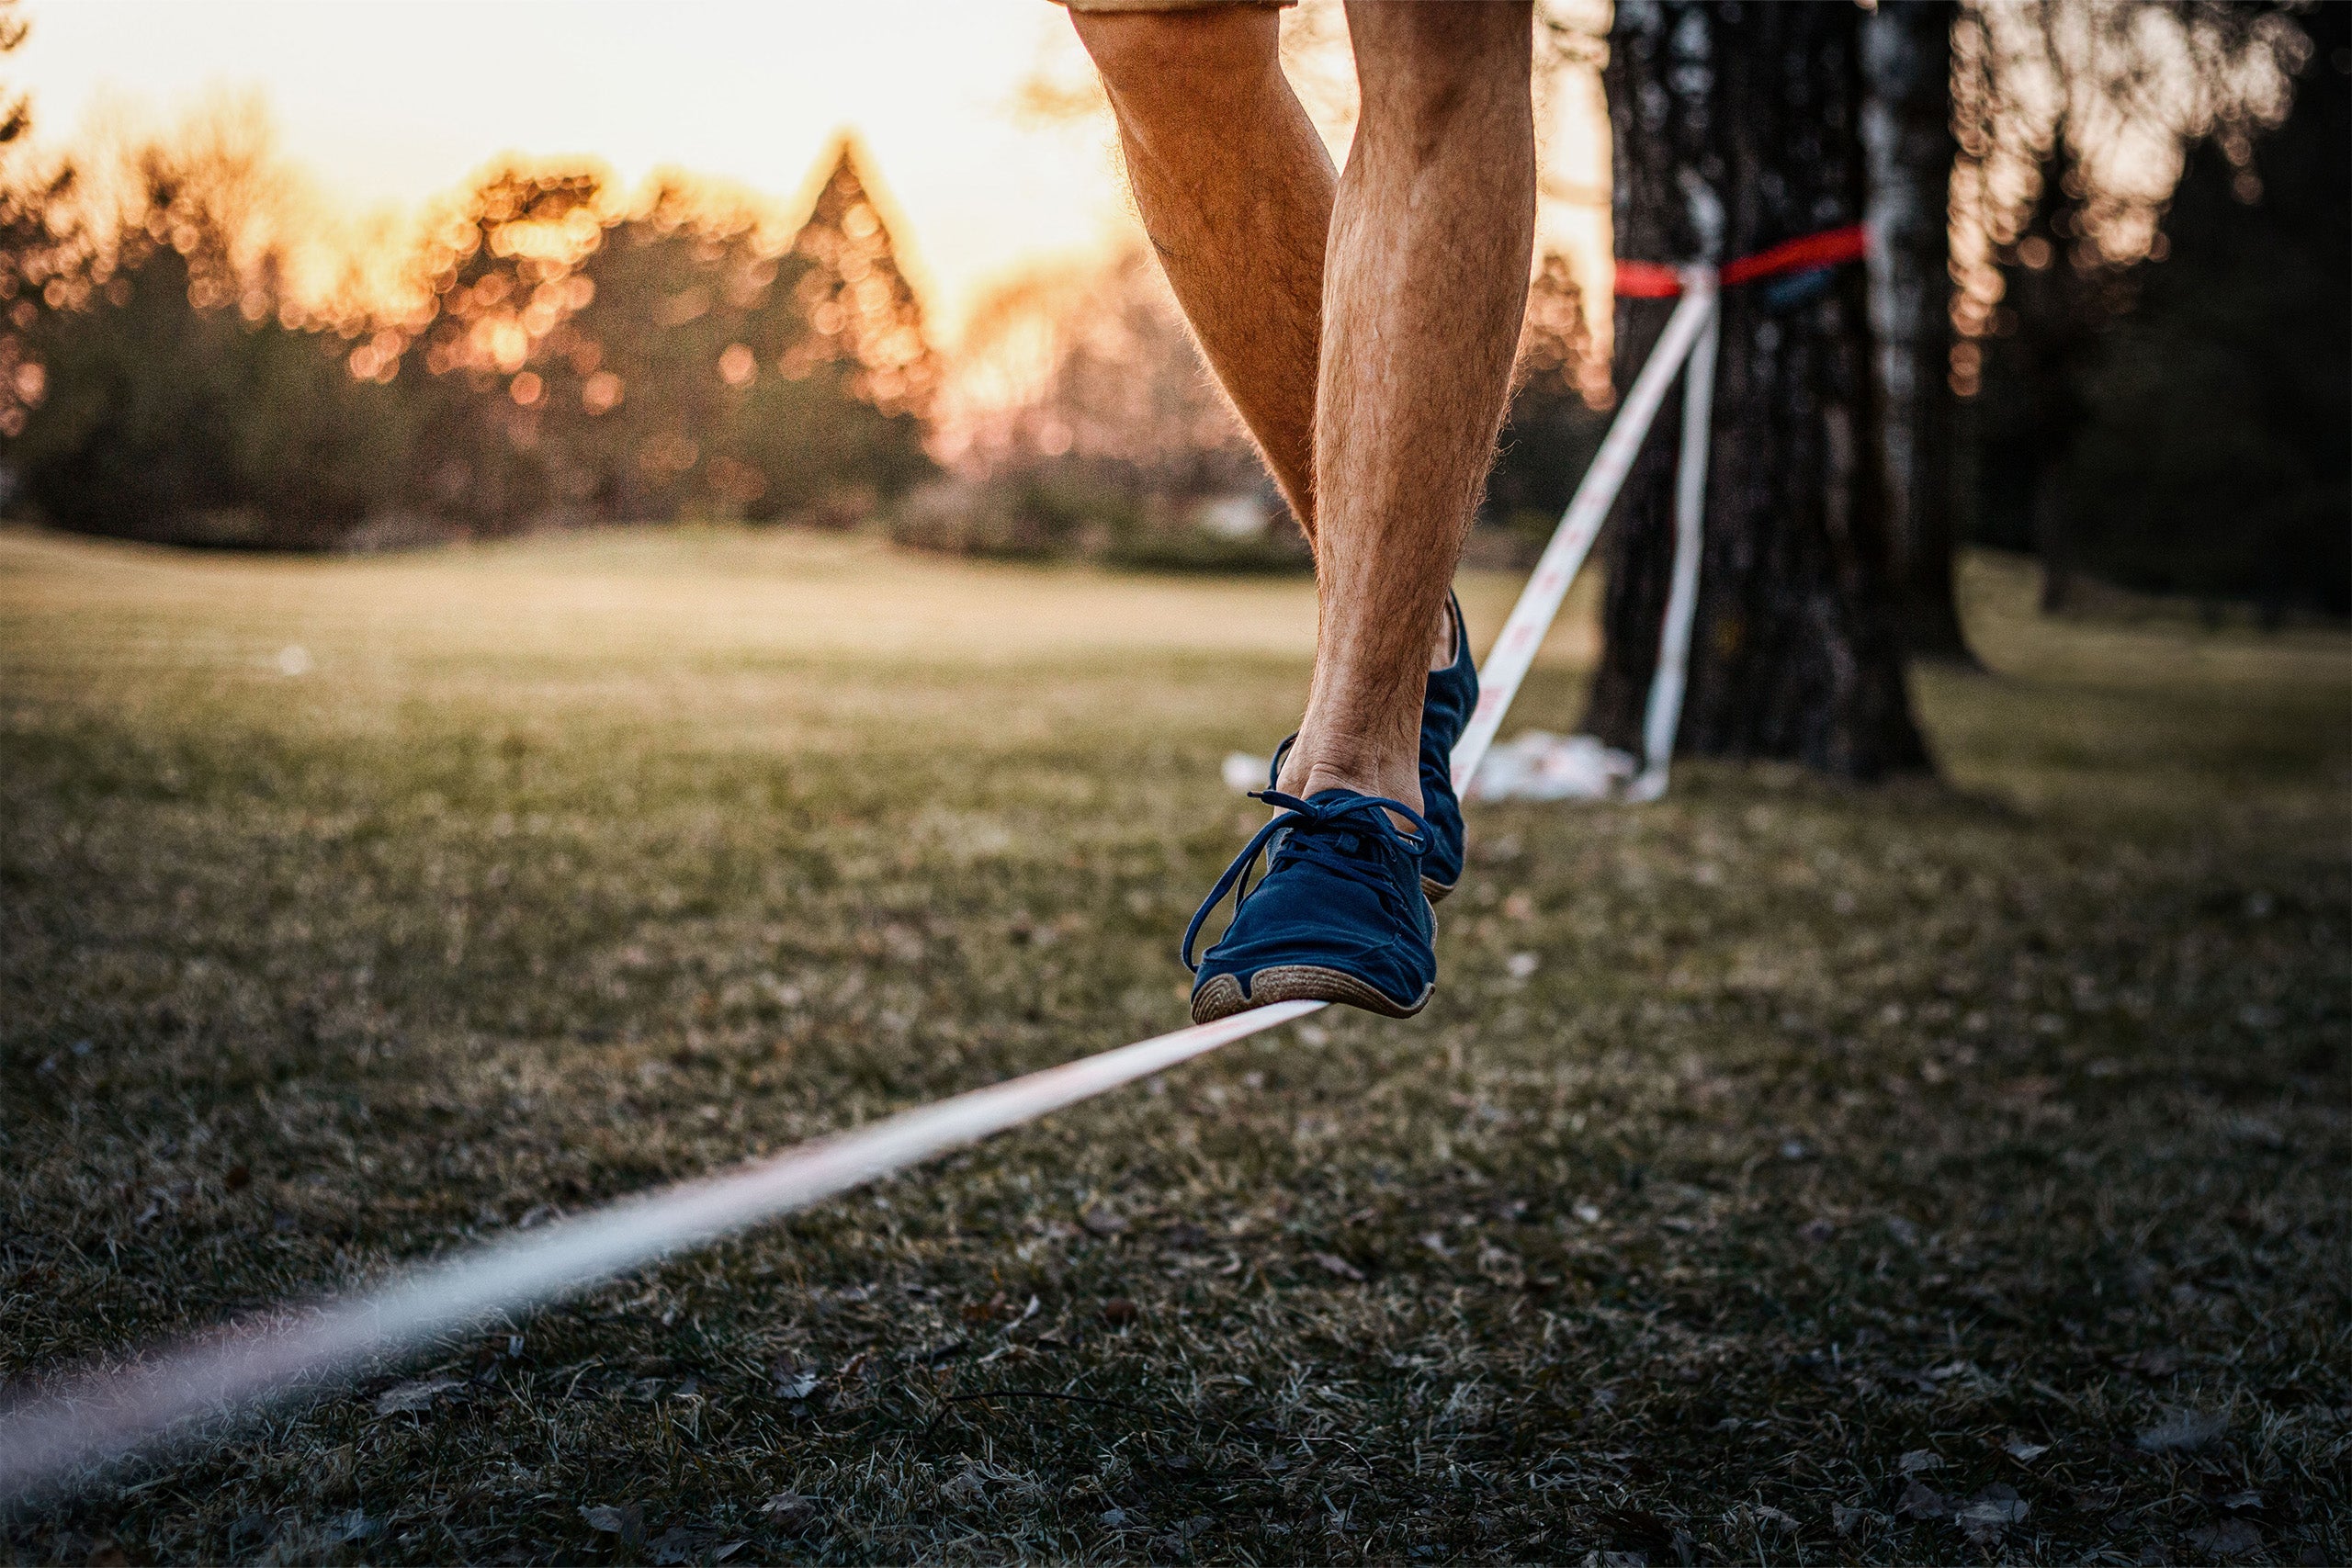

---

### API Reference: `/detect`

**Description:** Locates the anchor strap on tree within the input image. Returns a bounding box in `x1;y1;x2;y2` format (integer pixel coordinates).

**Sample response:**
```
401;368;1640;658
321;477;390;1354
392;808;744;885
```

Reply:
1612;222;1871;299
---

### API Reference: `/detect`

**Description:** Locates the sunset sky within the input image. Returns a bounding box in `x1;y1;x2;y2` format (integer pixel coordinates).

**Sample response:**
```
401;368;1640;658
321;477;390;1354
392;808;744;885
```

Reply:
20;1;1608;343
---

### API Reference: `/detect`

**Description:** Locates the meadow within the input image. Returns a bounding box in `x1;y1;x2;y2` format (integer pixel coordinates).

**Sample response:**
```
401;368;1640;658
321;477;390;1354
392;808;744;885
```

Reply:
1;524;2345;1564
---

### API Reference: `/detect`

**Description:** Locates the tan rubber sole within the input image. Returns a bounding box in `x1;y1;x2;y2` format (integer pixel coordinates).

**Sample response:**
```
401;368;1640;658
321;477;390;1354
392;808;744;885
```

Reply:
1191;964;1434;1025
1420;874;1455;903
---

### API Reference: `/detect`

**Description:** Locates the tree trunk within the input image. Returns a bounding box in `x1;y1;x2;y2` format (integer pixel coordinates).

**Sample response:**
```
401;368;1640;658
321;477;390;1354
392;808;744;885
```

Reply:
1586;1;1931;780
1861;0;1978;666
2030;454;2075;613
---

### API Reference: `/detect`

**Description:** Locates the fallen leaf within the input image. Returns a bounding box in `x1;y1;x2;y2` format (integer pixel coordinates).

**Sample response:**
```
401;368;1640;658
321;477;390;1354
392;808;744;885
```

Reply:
372;1376;460;1416
580;1503;644;1546
1797;1218;1836;1245
1419;1231;1455;1258
1898;1450;1944;1475
2004;1437;2050;1463
1952;1484;2029;1546
2121;1348;2183;1378
1955;1503;2018;1546
322;1512;379;1547
1831;1504;1875;1537
648;1526;708;1564
2137;1408;2226;1454
760;1493;814;1525
1100;1297;1140;1325
2187;1519;2262;1558
1080;1204;1128;1237
1311;1251;1365;1281
712;1541;748;1562
1897;1479;1949;1520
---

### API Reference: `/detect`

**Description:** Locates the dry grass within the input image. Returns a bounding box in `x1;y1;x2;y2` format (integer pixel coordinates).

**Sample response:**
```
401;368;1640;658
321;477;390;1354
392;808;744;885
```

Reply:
1;526;2345;1565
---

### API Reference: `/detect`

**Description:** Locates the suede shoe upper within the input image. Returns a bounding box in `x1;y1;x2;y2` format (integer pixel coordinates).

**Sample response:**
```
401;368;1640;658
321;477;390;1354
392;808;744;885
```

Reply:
1417;591;1477;898
1183;788;1437;1019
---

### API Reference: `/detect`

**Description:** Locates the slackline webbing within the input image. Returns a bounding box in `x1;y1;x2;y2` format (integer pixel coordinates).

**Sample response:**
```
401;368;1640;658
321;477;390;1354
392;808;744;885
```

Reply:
0;284;1725;1503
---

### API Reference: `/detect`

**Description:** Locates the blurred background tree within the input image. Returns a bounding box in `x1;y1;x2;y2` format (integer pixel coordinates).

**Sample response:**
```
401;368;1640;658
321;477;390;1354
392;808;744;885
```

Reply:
0;0;70;451
2059;4;2348;621
1863;0;1976;665
912;244;1308;571
11;104;410;547
5;113;936;547
1952;0;2332;617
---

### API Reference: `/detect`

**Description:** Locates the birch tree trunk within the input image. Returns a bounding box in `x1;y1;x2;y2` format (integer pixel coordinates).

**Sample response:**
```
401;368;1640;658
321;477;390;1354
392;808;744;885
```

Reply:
1584;0;1931;780
1862;0;1978;665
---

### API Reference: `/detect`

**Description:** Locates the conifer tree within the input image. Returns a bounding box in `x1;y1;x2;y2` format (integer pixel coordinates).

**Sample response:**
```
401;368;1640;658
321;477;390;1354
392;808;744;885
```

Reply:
783;140;938;423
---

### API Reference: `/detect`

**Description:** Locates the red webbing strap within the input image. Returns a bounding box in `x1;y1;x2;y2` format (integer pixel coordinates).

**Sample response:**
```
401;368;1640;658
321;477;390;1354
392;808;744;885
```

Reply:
1612;259;1686;299
1720;223;1870;287
1613;223;1869;299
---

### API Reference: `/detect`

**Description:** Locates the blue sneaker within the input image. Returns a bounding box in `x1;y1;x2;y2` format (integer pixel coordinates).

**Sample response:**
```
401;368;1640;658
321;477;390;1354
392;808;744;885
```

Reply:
1263;592;1476;903
1183;788;1438;1023
1419;591;1477;902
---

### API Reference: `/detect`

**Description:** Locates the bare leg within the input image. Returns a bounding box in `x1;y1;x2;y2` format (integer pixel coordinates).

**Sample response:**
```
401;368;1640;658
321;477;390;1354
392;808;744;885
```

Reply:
1071;6;1331;536
1073;4;1528;747
1284;3;1535;813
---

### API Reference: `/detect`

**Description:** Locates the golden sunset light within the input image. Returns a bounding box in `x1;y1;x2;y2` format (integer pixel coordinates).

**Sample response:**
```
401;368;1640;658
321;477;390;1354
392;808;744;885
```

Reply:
23;0;1612;344
24;0;1140;339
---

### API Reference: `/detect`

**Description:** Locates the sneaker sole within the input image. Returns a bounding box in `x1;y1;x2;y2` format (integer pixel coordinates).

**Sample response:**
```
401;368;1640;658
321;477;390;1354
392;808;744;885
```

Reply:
1191;965;1433;1025
1420;874;1455;903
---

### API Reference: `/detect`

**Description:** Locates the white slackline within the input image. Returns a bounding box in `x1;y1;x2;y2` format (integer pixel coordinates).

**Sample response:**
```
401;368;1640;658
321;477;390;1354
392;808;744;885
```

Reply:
1626;271;1721;803
0;279;1720;1503
1449;280;1718;794
0;1001;1321;1495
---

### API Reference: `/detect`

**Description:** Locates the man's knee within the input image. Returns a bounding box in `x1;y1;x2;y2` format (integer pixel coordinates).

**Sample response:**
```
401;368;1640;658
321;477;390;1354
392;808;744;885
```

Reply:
1070;4;1282;102
1348;1;1532;139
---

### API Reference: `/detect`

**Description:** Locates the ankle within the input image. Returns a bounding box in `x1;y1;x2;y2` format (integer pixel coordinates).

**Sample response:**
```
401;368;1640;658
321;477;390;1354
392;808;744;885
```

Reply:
1296;761;1423;820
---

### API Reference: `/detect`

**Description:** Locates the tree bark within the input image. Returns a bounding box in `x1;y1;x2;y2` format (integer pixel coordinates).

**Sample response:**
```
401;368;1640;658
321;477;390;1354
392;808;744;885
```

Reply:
1586;0;1931;780
1862;0;1978;666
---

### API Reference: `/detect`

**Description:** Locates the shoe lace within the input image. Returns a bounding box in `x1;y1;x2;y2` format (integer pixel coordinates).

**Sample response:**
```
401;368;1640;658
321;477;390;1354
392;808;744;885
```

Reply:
1182;788;1432;974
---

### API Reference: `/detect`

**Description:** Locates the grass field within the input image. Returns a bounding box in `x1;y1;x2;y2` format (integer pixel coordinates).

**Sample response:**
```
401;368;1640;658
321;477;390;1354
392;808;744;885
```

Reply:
2;524;2346;1565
